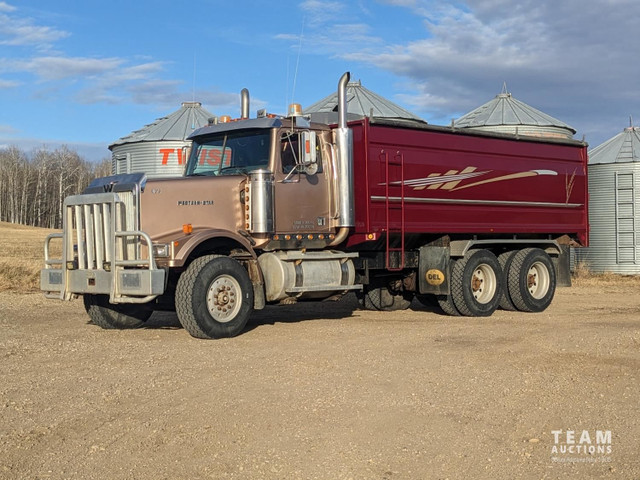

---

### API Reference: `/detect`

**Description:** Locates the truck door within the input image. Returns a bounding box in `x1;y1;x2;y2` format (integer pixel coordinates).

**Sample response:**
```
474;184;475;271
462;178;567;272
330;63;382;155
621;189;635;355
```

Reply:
273;130;332;235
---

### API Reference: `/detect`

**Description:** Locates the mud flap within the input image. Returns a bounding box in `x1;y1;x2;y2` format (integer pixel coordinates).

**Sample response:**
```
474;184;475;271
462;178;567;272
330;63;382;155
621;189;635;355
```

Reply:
554;244;572;288
418;246;451;295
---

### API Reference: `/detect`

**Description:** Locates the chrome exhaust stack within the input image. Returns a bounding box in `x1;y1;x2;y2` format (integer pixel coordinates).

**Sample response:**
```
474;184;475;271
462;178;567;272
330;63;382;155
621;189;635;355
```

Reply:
334;71;355;228
241;88;250;119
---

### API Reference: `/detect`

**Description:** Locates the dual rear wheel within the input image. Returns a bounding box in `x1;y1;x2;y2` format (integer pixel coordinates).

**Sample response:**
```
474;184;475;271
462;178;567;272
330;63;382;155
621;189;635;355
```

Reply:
358;286;413;311
505;248;556;313
436;248;556;317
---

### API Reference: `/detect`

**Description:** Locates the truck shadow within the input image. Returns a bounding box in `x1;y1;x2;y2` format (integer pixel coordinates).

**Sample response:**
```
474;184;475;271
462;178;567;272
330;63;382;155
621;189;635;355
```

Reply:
137;294;444;333
138;293;363;332
244;294;361;332
143;312;182;329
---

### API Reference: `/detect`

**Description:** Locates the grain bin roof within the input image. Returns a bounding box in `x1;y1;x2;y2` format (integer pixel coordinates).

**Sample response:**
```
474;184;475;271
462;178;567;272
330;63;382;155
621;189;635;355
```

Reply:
454;88;576;134
589;125;640;165
304;80;423;122
109;102;214;150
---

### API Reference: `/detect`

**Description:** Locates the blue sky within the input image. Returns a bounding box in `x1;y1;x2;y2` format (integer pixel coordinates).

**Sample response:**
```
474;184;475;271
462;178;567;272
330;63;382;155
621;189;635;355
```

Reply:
1;0;639;161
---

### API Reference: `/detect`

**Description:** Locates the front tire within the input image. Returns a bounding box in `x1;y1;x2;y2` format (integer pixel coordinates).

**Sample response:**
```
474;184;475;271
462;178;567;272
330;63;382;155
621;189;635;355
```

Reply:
507;248;556;312
176;255;254;339
83;294;152;329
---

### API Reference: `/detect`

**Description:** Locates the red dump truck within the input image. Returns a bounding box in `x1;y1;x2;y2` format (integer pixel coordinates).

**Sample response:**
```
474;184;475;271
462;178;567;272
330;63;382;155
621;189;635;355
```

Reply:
41;72;588;338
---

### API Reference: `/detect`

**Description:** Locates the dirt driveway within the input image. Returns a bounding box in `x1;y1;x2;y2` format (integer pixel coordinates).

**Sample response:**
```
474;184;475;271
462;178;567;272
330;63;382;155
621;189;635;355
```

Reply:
1;280;639;480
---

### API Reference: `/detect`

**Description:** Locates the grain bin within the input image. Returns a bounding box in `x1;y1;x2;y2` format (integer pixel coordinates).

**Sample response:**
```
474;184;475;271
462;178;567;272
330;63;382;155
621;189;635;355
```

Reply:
454;86;575;139
304;79;424;125
109;102;214;178
575;124;640;274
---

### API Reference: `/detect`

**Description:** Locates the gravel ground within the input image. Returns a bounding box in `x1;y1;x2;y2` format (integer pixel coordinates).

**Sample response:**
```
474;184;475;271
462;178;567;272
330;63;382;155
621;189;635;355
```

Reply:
1;283;639;480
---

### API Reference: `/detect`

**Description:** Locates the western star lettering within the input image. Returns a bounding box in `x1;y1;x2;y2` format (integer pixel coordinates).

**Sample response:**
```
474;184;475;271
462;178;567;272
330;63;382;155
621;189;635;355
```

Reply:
177;200;214;206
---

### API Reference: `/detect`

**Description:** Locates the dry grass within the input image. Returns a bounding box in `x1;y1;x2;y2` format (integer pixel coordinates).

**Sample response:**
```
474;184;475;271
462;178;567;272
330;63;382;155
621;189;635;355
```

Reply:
0;221;61;292
572;260;640;287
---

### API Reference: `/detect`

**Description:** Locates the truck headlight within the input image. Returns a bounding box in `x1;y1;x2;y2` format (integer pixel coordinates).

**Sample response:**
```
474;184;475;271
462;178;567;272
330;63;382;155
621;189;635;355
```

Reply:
152;243;170;258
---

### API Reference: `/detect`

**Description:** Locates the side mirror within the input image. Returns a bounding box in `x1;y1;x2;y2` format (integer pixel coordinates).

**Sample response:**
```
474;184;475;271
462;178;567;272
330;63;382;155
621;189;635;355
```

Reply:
300;131;318;174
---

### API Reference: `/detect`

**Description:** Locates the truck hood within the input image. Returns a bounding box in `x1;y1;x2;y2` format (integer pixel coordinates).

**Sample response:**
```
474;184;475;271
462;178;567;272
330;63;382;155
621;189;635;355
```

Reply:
140;176;246;242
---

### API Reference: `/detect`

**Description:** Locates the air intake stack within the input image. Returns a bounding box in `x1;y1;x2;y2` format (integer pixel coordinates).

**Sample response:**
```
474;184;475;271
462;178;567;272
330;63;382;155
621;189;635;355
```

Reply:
335;72;355;228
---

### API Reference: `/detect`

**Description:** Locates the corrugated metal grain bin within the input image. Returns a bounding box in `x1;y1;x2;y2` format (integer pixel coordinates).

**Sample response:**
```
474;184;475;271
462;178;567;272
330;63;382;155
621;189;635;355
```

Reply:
109;102;214;178
454;87;576;140
575;125;640;274
304;79;423;125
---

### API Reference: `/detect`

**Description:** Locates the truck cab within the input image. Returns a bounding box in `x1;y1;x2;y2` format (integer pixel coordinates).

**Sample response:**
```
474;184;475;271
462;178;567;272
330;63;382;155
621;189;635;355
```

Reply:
180;115;336;247
41;73;361;338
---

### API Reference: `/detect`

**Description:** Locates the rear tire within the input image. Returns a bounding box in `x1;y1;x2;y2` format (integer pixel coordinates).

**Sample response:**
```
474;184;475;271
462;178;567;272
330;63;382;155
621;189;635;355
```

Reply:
176;255;254;339
437;294;461;316
83;294;152;329
436;258;460;316
451;249;502;317
359;286;412;311
415;293;438;308
507;248;556;312
498;250;518;311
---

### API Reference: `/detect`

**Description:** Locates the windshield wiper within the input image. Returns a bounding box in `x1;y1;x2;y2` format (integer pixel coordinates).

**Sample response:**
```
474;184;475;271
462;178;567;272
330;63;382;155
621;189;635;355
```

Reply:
217;135;229;176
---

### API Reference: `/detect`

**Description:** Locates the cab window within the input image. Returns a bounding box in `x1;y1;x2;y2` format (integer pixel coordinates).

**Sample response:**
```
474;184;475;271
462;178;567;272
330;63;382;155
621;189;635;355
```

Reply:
280;131;323;174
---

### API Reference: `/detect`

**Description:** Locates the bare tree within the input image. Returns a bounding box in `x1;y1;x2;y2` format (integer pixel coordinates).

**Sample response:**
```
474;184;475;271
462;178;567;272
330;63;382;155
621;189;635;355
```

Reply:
0;147;27;223
0;145;112;228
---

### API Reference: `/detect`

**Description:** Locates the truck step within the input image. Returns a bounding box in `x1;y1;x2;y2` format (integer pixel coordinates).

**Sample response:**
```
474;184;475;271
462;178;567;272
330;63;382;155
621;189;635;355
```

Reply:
286;284;363;293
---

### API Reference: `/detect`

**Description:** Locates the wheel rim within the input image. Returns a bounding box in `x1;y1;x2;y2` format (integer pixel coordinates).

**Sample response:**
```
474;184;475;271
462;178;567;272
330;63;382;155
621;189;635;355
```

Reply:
470;263;497;304
527;261;550;299
206;274;242;323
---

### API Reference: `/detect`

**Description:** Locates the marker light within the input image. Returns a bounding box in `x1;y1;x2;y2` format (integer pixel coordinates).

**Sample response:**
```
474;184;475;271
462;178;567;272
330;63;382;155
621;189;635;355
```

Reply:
288;103;303;117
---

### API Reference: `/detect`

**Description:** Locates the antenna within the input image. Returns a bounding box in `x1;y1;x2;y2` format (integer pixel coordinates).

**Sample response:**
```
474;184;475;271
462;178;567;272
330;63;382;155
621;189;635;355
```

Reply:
191;52;197;129
290;16;305;105
192;52;197;104
285;54;290;113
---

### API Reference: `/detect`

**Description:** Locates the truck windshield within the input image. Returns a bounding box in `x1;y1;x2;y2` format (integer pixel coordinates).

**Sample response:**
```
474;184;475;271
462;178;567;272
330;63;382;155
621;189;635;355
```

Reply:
185;129;271;176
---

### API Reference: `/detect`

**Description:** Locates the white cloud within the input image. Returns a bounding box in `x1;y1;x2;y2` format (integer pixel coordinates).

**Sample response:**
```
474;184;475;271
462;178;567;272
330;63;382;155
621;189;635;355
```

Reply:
14;56;124;81
331;0;640;145
3;52;187;106
300;0;346;26
0;77;19;88
275;0;640;145
0;2;15;13
377;0;418;6
276;1;384;57
0;135;110;161
0;123;17;134
0;5;182;107
124;82;265;113
72;63;178;106
0;5;69;50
